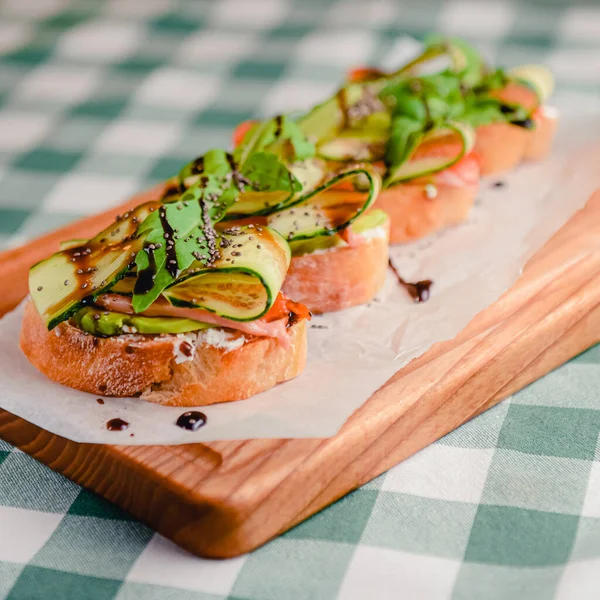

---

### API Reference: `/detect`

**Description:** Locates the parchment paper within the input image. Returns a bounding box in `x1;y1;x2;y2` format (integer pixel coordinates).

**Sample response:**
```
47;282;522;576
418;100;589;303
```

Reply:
1;107;599;445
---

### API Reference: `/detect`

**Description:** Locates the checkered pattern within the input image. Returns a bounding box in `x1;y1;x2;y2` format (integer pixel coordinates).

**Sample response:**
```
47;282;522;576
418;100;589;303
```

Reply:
1;0;600;598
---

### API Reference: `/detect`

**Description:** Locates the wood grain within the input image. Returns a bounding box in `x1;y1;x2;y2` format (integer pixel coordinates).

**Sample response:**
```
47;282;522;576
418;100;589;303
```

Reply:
0;190;599;558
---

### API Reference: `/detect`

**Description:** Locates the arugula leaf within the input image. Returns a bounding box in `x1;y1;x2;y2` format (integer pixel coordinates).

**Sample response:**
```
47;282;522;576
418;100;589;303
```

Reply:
240;152;300;194
422;36;486;89
132;150;239;313
234;115;315;163
384;116;425;176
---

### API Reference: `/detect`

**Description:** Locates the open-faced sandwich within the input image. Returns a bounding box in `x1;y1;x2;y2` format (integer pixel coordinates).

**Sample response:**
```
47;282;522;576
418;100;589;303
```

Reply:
224;115;391;314
234;41;481;246
21;150;311;406
249;37;554;245
346;37;557;177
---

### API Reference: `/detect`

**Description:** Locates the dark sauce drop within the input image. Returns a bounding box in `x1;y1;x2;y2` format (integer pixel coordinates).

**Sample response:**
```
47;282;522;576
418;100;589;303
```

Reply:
274;114;283;137
492;181;505;188
192;155;204;174
511;117;534;129
176;411;207;431
287;311;300;329
106;418;129;431
388;258;433;303
96;398;105;405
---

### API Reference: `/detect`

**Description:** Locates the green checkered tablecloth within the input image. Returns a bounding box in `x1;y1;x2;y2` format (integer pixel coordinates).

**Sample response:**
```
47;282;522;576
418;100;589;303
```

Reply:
1;0;600;598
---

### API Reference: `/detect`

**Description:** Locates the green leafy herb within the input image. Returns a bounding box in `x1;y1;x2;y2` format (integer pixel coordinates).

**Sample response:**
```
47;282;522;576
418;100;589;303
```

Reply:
384;116;426;177
235;115;315;163
132;150;239;313
239;151;300;195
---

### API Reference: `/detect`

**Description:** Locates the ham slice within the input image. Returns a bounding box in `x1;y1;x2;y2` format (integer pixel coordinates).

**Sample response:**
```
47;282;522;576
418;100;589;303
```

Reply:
95;294;293;349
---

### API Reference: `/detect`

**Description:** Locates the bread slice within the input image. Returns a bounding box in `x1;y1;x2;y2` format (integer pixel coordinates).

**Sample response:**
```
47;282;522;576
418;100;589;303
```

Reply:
20;300;307;407
282;219;390;314
373;181;478;244
524;106;558;161
474;123;530;176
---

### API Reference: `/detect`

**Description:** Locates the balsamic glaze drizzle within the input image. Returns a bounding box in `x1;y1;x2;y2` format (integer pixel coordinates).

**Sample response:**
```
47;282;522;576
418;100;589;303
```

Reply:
336;88;350;129
159;207;179;278
134;244;157;295
388;258;433;303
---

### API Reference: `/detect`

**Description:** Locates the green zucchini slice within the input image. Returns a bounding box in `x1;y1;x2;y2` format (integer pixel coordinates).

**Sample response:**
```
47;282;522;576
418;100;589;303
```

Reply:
385;121;475;185
162;225;290;321
267;165;381;242
288;209;389;256
29;202;159;329
508;64;554;105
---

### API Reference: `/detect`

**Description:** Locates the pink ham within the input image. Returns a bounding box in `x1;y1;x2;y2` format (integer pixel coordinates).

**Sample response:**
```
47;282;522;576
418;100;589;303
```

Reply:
95;294;292;348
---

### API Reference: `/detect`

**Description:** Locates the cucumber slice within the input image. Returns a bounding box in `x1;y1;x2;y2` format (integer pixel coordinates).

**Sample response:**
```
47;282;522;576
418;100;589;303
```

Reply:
386;121;475;185
107;275;136;295
350;208;389;234
29;202;159;329
224;158;329;219
317;130;388;162
508;65;554;104
162;225;290;321
288;235;343;257
59;239;87;251
288;209;389;256
298;84;382;144
73;307;213;337
267;165;381;242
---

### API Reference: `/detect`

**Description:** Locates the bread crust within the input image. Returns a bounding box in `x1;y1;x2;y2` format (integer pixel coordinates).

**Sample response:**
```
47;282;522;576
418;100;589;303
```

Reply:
474;123;530;175
282;221;390;314
373;181;478;244
525;110;558;161
20;300;307;406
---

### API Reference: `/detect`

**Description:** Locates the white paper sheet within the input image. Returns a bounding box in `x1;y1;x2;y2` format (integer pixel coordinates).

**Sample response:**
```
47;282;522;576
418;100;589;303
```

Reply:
1;107;600;445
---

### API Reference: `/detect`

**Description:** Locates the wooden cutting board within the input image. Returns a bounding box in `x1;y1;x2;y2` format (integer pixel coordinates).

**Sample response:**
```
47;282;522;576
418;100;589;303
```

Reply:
0;187;599;558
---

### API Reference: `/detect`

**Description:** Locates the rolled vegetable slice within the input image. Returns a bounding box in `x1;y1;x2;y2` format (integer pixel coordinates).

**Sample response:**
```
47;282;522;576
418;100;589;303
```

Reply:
162;225;290;321
224;157;329;219
385;121;476;185
298;84;386;145
267;165;381;242
507;64;554;106
179;148;300;220
29;202;160;329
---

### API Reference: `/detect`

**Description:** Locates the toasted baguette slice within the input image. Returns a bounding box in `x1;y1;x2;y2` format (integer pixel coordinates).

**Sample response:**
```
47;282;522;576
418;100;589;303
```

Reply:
374;181;478;244
474;123;530;175
282;220;390;314
524;105;558;161
20;300;307;407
